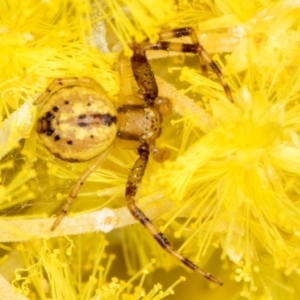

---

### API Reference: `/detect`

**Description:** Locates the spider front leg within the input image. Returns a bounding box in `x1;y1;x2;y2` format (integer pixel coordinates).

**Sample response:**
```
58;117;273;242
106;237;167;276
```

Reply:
134;27;233;102
129;35;223;285
126;143;223;286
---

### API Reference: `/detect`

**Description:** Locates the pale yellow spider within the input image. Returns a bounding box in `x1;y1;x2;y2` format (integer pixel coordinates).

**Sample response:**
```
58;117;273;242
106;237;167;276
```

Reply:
37;27;232;286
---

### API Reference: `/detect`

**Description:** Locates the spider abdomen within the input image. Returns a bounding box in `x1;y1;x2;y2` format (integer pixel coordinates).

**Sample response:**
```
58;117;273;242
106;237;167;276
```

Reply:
37;85;117;162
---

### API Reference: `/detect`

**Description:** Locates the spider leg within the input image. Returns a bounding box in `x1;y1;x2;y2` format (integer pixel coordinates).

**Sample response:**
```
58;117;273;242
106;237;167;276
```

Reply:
130;45;159;106
118;52;135;99
51;149;109;231
159;28;208;75
137;27;233;102
126;143;223;285
128;33;223;284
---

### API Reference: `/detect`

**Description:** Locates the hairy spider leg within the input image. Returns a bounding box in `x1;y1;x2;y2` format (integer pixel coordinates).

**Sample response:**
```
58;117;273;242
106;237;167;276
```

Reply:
127;39;223;285
130;45;159;106
126;143;223;286
139;27;233;102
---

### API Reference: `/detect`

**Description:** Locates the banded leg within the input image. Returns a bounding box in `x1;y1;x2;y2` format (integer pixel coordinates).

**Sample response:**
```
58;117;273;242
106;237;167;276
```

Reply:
130;47;159;105
133;27;233;102
126;143;223;286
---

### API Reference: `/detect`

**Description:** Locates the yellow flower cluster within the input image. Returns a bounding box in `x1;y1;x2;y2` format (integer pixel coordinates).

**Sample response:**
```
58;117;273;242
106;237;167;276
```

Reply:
1;0;300;299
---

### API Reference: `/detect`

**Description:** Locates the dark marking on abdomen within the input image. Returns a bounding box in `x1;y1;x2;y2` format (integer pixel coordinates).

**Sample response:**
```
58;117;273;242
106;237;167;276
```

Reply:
77;113;117;127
